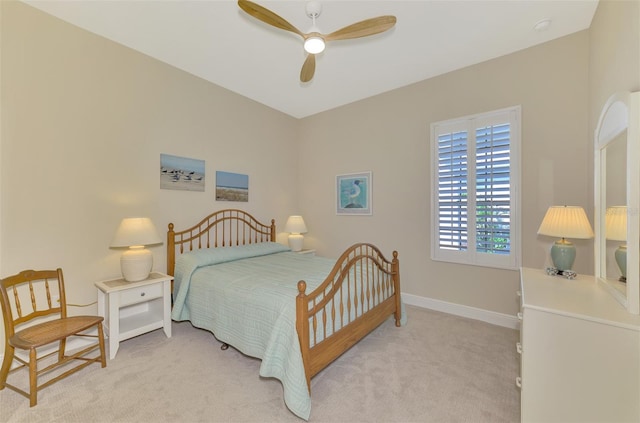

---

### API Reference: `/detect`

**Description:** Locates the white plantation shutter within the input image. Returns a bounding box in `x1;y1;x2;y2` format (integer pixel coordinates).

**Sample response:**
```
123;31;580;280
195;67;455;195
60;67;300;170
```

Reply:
431;107;520;269
437;127;469;252
475;121;511;255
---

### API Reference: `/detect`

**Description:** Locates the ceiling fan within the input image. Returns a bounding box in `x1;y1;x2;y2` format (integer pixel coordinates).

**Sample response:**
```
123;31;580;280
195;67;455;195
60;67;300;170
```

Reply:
237;0;397;83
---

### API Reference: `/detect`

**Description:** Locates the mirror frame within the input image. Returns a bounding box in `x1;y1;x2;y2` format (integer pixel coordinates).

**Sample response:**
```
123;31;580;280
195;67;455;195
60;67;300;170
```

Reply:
595;91;640;314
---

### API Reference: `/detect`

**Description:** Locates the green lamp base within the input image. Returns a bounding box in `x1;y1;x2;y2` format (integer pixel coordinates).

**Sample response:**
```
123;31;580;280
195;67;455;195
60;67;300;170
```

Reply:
615;244;627;283
550;238;576;272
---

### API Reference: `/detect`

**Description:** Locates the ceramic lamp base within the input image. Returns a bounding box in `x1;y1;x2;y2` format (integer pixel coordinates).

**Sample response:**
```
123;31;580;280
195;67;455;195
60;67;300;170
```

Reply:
615;244;627;282
550;238;576;272
121;247;153;282
288;234;304;252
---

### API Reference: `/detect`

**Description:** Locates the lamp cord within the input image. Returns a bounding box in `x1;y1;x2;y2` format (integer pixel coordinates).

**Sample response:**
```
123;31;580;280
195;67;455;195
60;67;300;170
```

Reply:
66;301;98;308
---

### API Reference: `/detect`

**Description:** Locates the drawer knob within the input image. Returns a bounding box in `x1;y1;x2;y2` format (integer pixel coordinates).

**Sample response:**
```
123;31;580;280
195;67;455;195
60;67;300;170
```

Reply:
140;292;146;297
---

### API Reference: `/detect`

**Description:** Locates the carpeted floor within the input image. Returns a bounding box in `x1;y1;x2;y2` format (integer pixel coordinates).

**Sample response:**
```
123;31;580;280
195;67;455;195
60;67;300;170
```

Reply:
1;305;520;422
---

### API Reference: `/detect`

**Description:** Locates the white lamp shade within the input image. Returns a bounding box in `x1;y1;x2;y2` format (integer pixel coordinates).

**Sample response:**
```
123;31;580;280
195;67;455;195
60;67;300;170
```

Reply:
284;216;308;234
111;218;162;282
111;217;162;248
605;206;627;241
537;206;594;239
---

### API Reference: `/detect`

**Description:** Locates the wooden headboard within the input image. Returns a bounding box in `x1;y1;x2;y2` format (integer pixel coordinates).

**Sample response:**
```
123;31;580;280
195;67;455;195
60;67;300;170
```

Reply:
167;209;276;276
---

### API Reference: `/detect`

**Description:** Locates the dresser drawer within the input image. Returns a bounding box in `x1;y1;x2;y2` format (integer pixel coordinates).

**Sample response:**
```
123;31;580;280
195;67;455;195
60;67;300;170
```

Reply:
119;283;163;307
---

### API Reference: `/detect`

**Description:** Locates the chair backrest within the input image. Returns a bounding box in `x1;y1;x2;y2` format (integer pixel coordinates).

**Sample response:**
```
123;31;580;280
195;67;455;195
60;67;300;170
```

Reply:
0;269;67;339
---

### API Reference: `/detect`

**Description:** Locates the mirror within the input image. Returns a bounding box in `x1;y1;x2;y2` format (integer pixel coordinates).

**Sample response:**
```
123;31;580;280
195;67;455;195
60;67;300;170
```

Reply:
595;91;640;314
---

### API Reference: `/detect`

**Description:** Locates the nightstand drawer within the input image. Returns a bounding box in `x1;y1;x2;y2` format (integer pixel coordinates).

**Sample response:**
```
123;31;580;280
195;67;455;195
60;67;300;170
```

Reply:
119;283;163;307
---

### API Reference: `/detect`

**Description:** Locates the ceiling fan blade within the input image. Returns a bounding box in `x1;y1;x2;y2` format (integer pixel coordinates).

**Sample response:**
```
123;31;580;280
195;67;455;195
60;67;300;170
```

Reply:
238;0;304;37
300;54;316;83
324;15;397;42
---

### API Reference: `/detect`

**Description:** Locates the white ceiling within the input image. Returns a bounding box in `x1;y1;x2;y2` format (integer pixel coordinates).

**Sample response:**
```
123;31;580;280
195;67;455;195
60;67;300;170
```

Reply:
24;0;599;119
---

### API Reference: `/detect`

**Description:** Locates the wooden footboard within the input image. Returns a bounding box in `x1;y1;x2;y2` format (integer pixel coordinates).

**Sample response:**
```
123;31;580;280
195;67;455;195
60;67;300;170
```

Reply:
295;243;401;390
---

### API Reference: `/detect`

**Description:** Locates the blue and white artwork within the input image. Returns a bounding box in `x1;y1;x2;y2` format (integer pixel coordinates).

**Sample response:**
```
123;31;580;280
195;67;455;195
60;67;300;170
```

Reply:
216;171;249;202
336;172;372;215
160;154;205;191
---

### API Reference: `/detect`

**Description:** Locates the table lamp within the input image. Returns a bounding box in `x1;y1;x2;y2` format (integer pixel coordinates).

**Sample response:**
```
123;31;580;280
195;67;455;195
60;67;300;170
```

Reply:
284;215;307;252
537;206;594;272
110;217;162;282
606;206;627;282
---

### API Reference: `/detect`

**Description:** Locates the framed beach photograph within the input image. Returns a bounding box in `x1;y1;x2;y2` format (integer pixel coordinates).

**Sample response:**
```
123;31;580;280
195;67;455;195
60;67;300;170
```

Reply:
216;171;249;202
160;154;205;191
336;171;372;215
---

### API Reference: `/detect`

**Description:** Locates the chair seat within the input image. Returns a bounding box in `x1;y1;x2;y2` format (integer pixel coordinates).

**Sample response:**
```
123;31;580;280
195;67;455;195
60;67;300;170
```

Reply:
10;315;104;350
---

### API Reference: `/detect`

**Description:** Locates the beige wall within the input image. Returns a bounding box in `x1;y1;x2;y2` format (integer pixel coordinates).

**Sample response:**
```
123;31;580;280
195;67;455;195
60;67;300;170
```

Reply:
1;0;638;352
298;0;639;318
589;0;640;125
0;2;298;348
298;30;591;316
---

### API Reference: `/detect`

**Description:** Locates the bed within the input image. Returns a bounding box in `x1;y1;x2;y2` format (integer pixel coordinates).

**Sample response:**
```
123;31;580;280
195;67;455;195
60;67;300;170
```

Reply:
168;209;403;420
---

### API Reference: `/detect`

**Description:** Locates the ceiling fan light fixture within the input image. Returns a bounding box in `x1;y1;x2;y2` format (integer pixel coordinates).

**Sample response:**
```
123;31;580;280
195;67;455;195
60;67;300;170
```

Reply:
238;0;397;82
304;36;325;54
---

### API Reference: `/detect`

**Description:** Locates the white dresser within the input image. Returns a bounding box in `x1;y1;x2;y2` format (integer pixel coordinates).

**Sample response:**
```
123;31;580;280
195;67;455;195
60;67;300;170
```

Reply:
519;267;640;422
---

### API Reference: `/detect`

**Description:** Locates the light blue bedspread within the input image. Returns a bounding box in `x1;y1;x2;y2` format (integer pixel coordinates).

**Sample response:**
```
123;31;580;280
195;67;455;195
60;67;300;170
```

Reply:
171;243;337;420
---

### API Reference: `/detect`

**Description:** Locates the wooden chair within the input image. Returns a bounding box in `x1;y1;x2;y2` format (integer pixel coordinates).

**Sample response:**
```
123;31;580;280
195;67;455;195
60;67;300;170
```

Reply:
0;268;106;406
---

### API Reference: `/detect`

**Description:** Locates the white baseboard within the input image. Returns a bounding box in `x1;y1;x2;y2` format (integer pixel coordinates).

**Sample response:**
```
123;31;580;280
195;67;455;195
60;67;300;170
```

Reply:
402;292;520;329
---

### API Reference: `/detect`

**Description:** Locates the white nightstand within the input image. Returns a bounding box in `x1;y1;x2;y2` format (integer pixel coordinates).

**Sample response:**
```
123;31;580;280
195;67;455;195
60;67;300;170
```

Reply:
296;249;316;256
95;272;173;359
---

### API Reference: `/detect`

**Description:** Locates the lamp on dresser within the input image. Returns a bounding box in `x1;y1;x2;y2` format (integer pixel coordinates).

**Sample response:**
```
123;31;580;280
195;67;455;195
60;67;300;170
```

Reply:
284;215;307;252
110;217;162;282
537;205;594;272
606;206;627;282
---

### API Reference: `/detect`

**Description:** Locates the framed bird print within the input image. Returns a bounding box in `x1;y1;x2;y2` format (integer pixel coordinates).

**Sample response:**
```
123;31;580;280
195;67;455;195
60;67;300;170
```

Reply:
336;171;372;215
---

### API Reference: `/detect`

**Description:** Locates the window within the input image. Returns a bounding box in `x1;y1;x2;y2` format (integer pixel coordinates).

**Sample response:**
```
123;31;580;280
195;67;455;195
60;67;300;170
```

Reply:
431;106;521;269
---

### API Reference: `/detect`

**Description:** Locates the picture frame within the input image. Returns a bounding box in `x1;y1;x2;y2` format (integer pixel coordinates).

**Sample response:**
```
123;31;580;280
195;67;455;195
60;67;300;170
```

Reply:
216;170;249;202
336;171;372;215
160;154;205;191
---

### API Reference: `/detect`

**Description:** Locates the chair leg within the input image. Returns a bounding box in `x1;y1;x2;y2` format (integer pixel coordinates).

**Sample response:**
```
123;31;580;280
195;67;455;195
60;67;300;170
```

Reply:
0;343;14;390
58;338;67;362
97;322;107;368
28;348;37;407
